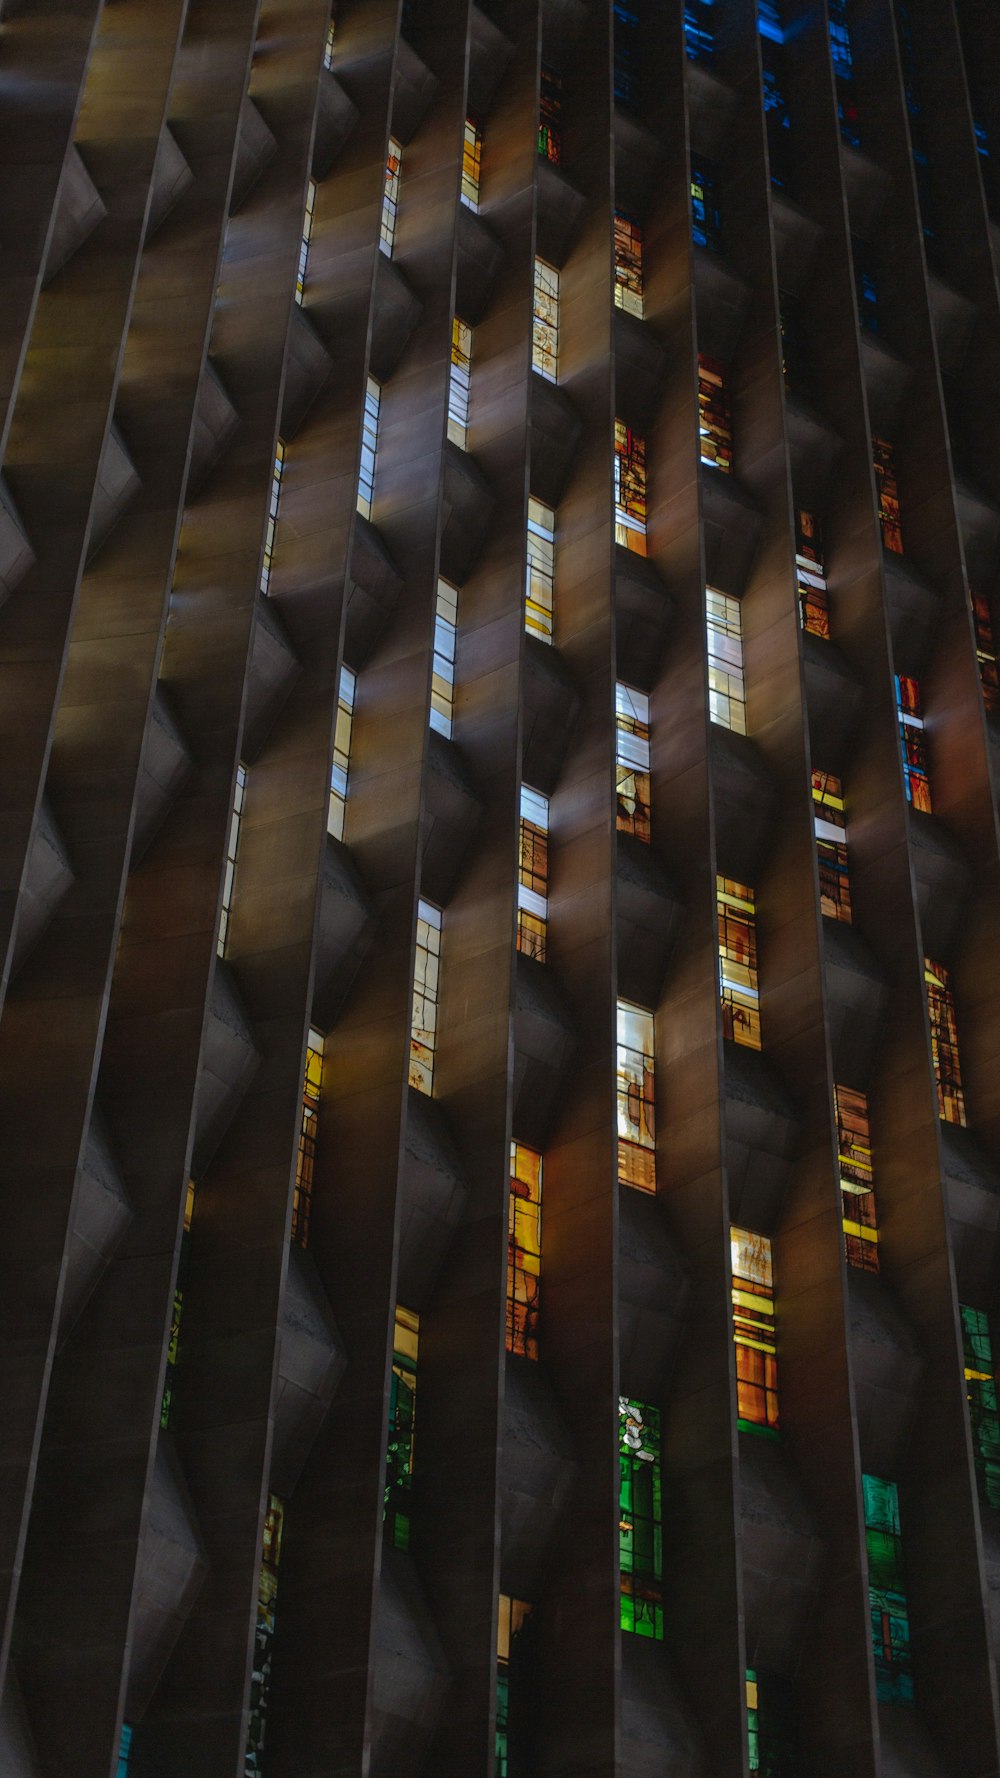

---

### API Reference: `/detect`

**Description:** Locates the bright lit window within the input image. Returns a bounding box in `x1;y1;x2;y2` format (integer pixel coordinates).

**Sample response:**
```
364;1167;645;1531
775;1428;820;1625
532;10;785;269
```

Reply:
291;1029;324;1247
386;1306;419;1548
296;179;316;303
863;1474;912;1702
461;116;482;210
496;1596;533;1775
731;1227;779;1437
614;211;644;317
218;763;247;956
409;901;441;1095
873;436;903;553
617;998;655;1191
328;664;356;839
796;509;830;637
532;259;559;383
526;498;555;642
539;66;562;162
961;1306;1000;1509
707;587;746;733
430;580;458;738
925;956;966;1126
615;684;651;842
508;1143;542;1359
448;317;472;447
619;1397;664;1638
698;352;732;471
247;1493;285;1771
718;876;761;1048
614;420;647;554
380;137;402;255
160;1180;196;1429
812;769;851;922
972;590;1000;713
517;786;549;962
835;1084;878;1271
357;377;380;518
260;439;285;595
691;156;721;251
322;9;336;68
895;674;931;812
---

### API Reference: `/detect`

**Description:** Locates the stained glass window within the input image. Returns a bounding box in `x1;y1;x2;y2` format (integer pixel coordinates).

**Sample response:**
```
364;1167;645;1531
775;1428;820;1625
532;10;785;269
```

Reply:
117;1724;132;1778
617;999;656;1192
379;137;402;255
539;66;562;163
972;590;1000;714
508;1143;542;1360
852;234;879;334
828;0;860;147
864;1473;913;1702
873;437;903;553
295;179;316;305
691;156;722;252
615;683;651;843
217;763;247;956
430;579;458;739
895;674;931;812
759;2;792;191
517;786;549;963
357;377;380;519
614;420;647;555
707;588;747;734
160;1180;196;1428
448;316;472;447
619;1397;664;1638
731;1227;779;1437
526;499;555;643
532;259;559;383
614;211;644;318
685;0;715;62
245;1492;285;1773
496;1595;533;1777
925;957;966;1126
328;663;356;840
812;769;851;923
322;11;336;68
698;352;732;471
614;0;641;112
290;1028;324;1247
386;1306;419;1550
409;901;441;1095
260;438;285;595
461;116;482;210
796;509;830;638
835;1085;878;1272
747;1669;797;1775
961;1305;1000;1509
718;877;761;1048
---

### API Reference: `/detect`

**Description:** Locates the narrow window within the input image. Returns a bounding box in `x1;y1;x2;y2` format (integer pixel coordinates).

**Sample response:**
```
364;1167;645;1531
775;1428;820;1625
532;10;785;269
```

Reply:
517;786;549;963
925;957;966;1126
532;259;559;383
508;1143;542;1359
525;498;555;643
496;1597;533;1777
863;1474;913;1702
385;1306;419;1549
160;1180;196;1428
698;352;732;471
812;769;851;922
430;580;458;738
614;420;648;554
895;674;931;812
852;235;879;334
291;1029;324;1248
828;0;860;147
246;1493;285;1773
836;1085;878;1272
117;1726;133;1778
357;377;380;519
759;4;792;191
961;1306;1000;1509
796;509;830;638
260;438;285;595
972;590;1000;713
731;1227;779;1437
613;211;644;318
617;999;656;1192
747;1670;797;1775
322;9;336;68
448;317;473;447
685;0;715;62
619;1397;664;1638
538;66;562;163
461;116;482;210
779;297;809;397
706;588;747;734
296;179;316;304
691;156;722;252
615;683;651;842
614;0;641;112
409;901;441;1095
873;437;903;553
380;137;402;256
718;877;761;1048
218;763;247;956
328;664;356;840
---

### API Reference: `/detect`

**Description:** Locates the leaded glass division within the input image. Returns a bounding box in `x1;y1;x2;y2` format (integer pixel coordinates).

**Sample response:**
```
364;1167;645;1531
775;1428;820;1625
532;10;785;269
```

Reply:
835;1085;878;1272
895;674;931;812
759;1;792;191
812;769;851;923
357;376;380;519
430;579;458;739
539;65;562;163
532;259;559;384
508;1143;542;1360
863;1473;913;1703
379;137;402;255
828;0;860;147
796;509;830;638
747;1669;797;1776
619;1397;664;1639
685;0;715;63
525;498;555;643
117;1724;133;1778
698;353;733;471
160;1179;196;1428
613;0;641;112
873;436;903;553
328;663;356;840
617;999;655;1192
925;957;966;1126
516;785;549;963
961;1305;1000;1510
386;1306;419;1550
707;588;746;734
448;316;472;447
613;211;644;318
496;1595;533;1778
217;762;247;956
461;116;482;210
691;156;722;252
296;179;316;304
409;901;441;1095
246;1492;285;1774
615;683;651;842
614;420;647;554
291;1028;324;1247
260;438;285;595
718;877;761;1048
731;1227;779;1437
972;590;1000;713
